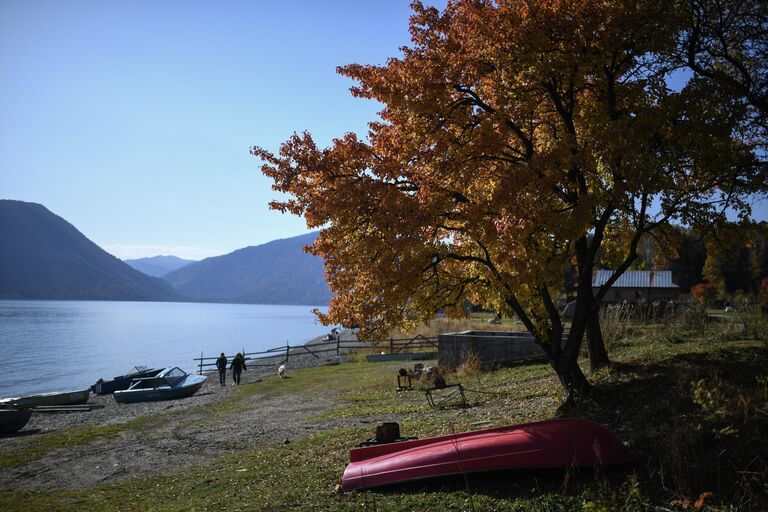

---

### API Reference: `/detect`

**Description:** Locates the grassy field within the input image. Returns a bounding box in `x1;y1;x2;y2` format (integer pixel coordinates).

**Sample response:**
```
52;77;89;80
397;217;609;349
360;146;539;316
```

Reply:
1;320;766;511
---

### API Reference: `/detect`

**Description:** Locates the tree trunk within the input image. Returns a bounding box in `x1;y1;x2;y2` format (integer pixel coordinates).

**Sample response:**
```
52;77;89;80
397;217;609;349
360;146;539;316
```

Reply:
586;303;610;372
552;357;591;405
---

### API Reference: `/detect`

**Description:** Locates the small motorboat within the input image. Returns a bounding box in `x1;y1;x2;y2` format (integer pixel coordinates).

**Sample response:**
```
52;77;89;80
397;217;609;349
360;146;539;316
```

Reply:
341;418;631;491
91;366;162;395
0;408;33;435
0;389;90;408
113;367;207;404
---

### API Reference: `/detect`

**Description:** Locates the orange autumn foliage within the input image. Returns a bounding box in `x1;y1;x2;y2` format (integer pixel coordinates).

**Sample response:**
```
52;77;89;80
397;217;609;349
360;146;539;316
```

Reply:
252;1;761;394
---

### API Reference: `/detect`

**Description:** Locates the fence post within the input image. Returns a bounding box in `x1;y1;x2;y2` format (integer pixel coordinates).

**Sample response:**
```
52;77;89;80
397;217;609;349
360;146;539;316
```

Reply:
389;338;393;353
199;351;203;375
286;340;290;363
336;334;340;355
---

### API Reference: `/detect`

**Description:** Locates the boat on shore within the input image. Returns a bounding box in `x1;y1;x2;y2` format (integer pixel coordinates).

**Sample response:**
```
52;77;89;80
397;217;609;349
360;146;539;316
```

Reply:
0;408;33;435
113;367;206;404
0;389;90;408
91;366;162;395
341;418;631;491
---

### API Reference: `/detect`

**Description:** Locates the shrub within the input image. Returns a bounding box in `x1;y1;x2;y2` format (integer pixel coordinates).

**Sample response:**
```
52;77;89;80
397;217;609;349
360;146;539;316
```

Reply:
683;303;709;332
691;283;717;305
600;303;632;348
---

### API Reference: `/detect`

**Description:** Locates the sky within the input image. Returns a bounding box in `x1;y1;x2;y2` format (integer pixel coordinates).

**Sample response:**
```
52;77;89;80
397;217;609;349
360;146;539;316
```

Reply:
1;1;441;259
1;1;765;260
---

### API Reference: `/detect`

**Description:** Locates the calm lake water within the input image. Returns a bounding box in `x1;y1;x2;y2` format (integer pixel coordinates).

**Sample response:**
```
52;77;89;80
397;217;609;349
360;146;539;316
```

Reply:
0;300;331;398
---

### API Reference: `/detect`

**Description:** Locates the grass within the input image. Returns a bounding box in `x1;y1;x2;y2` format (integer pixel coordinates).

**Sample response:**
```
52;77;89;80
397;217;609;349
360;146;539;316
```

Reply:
1;324;766;511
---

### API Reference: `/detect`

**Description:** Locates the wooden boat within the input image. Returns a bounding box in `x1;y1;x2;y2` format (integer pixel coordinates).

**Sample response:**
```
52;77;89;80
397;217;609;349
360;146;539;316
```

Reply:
0;408;33;435
113;367;206;404
91;366;162;395
341;418;631;491
0;389;90;408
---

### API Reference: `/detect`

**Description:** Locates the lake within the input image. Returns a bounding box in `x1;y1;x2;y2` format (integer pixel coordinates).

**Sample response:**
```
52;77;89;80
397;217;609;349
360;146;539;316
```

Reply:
0;300;331;398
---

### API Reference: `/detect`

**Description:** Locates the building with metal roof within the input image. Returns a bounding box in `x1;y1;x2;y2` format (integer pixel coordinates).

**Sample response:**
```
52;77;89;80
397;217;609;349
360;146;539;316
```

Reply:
592;270;680;303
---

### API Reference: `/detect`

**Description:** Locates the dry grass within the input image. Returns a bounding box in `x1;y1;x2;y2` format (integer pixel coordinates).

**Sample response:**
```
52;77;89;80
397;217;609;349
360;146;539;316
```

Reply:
600;303;633;348
456;350;482;378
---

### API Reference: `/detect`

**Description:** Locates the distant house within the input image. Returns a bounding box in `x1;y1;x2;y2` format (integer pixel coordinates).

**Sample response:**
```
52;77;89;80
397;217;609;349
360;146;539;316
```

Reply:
592;270;680;303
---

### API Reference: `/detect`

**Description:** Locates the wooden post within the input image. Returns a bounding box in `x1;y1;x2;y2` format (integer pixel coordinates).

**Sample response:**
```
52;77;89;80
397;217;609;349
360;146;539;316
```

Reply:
285;340;290;363
336;333;340;355
389;338;393;353
199;351;203;375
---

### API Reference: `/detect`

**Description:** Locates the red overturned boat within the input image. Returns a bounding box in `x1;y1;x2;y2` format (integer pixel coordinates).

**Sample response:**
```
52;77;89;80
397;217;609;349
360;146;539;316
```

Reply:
341;418;630;491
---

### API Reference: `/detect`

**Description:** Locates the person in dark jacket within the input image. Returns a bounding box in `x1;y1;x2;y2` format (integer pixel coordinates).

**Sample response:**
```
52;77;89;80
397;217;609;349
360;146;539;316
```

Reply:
216;353;227;386
231;352;247;385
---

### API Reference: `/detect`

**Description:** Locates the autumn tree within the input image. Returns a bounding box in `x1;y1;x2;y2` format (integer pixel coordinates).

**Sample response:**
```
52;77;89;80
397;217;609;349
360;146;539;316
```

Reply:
633;225;708;290
253;0;761;402
677;0;768;137
691;282;718;304
703;221;768;296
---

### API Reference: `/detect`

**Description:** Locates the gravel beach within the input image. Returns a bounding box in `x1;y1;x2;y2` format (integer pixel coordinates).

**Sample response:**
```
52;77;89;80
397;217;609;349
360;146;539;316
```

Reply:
0;330;368;490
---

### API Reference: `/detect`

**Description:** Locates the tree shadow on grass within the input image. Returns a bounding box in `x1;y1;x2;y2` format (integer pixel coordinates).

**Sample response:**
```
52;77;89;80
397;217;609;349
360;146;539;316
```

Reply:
366;466;632;503
367;345;768;507
570;345;768;508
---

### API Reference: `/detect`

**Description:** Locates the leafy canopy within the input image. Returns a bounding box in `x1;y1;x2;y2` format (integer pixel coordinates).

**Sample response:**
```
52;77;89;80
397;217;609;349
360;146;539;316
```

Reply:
253;0;761;340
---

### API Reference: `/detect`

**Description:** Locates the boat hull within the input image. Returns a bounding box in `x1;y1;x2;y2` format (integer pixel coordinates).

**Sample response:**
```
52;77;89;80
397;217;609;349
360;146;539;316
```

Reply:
113;375;206;404
342;418;631;491
0;389;90;408
0;409;33;435
92;368;162;395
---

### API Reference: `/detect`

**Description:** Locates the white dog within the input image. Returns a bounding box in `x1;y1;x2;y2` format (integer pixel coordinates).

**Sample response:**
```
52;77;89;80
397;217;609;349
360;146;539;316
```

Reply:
278;364;286;378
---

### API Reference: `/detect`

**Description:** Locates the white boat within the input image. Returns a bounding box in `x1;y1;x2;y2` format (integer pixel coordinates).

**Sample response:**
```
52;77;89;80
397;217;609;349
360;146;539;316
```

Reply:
0;388;90;408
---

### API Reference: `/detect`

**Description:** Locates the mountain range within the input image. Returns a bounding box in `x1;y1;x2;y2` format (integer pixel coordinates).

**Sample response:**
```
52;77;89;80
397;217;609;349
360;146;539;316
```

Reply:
0;200;331;305
162;232;331;305
0;200;180;301
124;255;195;278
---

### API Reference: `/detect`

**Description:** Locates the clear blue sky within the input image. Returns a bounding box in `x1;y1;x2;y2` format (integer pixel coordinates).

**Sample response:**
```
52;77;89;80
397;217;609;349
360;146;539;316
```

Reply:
1;1;440;259
1;1;764;260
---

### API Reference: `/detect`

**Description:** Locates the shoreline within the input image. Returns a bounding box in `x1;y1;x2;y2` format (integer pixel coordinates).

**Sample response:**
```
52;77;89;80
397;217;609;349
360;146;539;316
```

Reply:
0;329;369;491
0;301;336;399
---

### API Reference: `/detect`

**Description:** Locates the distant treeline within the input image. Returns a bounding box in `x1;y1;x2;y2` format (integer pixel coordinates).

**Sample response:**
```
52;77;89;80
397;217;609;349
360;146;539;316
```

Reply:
629;222;768;300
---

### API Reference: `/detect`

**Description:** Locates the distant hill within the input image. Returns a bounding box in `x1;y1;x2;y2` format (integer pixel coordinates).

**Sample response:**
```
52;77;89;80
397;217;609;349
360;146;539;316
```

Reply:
125;255;195;278
163;232;331;305
0;200;181;301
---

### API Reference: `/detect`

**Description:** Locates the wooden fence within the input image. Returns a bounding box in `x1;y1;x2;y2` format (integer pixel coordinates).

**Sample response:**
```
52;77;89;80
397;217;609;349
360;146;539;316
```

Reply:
193;334;437;374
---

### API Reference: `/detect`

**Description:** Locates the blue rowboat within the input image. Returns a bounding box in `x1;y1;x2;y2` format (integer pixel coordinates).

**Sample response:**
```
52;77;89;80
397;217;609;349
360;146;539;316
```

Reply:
91;366;162;395
113;367;207;404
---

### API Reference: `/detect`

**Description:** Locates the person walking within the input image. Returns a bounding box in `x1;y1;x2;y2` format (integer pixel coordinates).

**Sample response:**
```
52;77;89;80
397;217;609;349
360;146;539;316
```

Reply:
231;352;247;385
216;352;228;386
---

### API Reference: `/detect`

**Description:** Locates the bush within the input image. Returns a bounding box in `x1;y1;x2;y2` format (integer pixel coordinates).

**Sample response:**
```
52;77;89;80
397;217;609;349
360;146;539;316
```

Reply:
692;283;718;305
683;303;709;331
600;303;632;348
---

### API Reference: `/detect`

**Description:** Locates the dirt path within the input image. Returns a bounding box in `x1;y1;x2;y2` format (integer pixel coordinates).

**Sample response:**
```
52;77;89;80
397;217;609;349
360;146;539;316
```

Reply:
0;333;365;490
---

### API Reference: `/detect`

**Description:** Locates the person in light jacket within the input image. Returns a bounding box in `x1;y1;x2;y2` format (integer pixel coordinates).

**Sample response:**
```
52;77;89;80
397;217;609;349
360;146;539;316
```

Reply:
231;352;247;385
216;353;227;386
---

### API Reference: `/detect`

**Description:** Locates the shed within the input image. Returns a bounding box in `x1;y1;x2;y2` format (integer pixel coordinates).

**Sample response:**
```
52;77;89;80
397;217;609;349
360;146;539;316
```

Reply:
592;269;680;303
